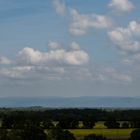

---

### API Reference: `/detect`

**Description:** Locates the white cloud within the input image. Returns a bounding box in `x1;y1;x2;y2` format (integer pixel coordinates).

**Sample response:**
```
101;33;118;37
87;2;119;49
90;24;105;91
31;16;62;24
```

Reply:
18;46;89;66
52;0;66;16
108;21;140;54
97;68;132;83
128;21;140;36
48;41;61;50
0;65;67;80
70;9;112;36
0;43;133;84
0;63;133;83
106;68;132;82
108;0;134;14
122;59;133;65
0;56;11;65
70;42;81;50
0;66;33;79
18;47;42;65
0;42;90;80
133;53;140;62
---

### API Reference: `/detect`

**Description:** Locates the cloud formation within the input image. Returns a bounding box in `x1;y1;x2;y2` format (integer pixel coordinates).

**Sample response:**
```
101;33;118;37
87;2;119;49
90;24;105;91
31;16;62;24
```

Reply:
48;41;61;50
108;21;140;54
0;42;90;80
0;66;33;79
0;42;132;84
18;47;89;66
0;56;11;65
103;68;132;83
69;9;112;36
52;0;66;15
70;41;81;50
108;0;134;14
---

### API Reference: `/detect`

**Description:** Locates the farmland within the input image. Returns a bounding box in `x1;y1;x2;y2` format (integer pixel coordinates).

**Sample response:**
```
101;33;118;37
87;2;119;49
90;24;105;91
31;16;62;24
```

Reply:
0;108;140;140
67;121;133;139
69;128;133;140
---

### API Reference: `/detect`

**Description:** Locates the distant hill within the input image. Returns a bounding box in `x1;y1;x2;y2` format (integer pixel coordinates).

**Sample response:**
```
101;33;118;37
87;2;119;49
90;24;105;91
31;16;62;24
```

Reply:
0;96;140;108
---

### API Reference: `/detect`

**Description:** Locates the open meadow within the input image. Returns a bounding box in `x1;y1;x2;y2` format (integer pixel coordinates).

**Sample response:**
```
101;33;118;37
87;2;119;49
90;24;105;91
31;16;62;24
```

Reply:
68;122;134;139
69;128;133;140
44;122;134;140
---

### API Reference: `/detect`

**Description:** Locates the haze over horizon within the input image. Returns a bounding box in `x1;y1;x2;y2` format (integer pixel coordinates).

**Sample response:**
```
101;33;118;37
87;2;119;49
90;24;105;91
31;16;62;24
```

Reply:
0;0;140;97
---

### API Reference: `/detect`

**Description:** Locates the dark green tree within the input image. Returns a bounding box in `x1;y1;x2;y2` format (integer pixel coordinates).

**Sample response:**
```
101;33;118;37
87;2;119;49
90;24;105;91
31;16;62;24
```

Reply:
48;128;76;140
2;116;14;128
57;119;79;129
130;120;140;128
104;117;120;129
130;129;140;140
22;128;47;140
61;130;76;140
7;128;47;140
41;120;54;129
7;129;24;140
82;120;96;129
0;129;8;140
48;128;63;140
121;122;129;128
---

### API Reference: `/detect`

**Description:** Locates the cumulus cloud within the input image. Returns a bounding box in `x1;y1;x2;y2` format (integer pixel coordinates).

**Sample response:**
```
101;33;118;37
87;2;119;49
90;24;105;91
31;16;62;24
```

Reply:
108;0;134;14
52;0;66;16
0;42;133;84
91;67;132;83
128;21;140;36
104;68;132;83
108;21;140;54
69;9;112;36
0;66;33;79
0;42;91;81
48;41;61;50
0;56;11;65
18;46;89;66
70;42;81;50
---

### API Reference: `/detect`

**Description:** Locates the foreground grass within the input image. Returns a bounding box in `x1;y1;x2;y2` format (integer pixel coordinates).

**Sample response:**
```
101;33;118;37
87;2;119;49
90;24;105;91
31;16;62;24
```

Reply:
69;129;134;140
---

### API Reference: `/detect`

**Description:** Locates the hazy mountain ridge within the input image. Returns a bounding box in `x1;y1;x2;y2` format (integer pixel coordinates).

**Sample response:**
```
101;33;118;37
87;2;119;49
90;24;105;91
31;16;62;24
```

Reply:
0;96;140;108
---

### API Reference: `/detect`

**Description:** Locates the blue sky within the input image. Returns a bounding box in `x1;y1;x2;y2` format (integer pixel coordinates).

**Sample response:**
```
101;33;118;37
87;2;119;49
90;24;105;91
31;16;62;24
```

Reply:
0;0;140;97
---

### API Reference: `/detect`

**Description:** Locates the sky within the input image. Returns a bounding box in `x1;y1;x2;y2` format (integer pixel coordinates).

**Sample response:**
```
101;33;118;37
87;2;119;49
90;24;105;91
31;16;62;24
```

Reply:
0;0;140;97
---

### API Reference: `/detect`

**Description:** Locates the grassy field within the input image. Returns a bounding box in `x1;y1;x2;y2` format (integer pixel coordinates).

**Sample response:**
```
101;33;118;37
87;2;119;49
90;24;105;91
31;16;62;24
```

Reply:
45;122;134;140
42;121;135;139
68;122;134;139
69;128;133;140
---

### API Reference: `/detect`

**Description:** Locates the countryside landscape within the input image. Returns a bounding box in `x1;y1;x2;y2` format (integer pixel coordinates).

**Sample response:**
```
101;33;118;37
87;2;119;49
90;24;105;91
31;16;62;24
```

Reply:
1;0;140;139
0;107;140;140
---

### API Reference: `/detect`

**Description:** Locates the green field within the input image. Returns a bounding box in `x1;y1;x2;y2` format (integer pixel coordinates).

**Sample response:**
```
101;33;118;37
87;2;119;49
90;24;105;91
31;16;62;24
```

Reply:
69;128;133;140
45;122;134;140
68;122;134;139
71;122;133;139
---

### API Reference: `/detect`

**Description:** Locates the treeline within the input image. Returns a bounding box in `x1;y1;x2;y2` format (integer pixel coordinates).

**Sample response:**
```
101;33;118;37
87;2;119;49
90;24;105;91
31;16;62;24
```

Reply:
0;108;140;129
0;128;77;140
1;108;140;121
0;128;109;140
